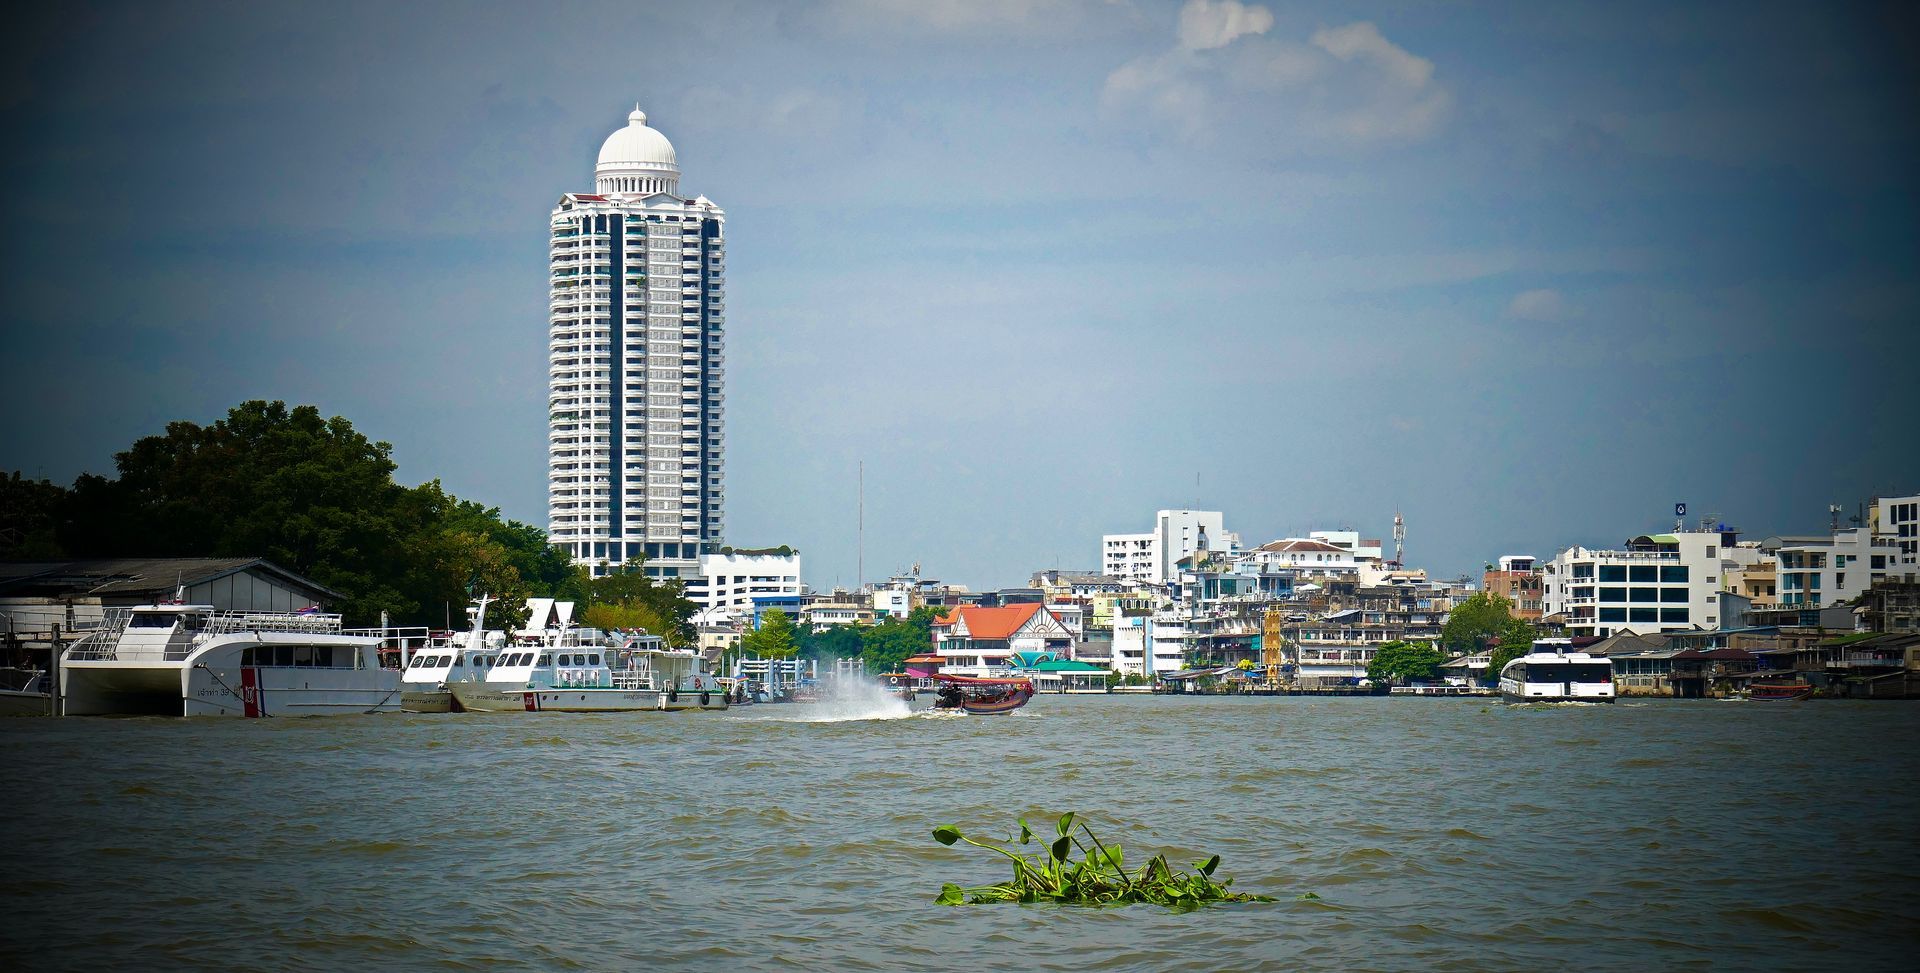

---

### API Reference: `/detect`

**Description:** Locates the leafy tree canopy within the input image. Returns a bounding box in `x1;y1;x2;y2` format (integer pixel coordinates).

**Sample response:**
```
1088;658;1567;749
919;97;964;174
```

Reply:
1441;592;1527;656
1366;640;1446;685
5;400;578;627
797;623;862;662
742;609;800;659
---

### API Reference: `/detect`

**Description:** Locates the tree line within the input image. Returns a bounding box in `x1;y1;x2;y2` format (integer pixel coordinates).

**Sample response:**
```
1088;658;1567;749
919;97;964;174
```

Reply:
1;400;692;638
739;605;946;674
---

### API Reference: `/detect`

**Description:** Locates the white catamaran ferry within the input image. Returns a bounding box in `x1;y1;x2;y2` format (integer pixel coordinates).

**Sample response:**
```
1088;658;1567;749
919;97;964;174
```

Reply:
61;604;401;717
1498;639;1616;704
448;605;726;713
400;594;506;713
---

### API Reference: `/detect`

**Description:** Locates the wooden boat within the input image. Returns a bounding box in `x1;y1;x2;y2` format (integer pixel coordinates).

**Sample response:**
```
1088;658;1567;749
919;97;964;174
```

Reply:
1746;682;1814;701
932;674;1035;715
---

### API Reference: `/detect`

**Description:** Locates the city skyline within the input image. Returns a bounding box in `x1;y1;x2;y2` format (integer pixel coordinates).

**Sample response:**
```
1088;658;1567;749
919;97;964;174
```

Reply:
2;1;1916;590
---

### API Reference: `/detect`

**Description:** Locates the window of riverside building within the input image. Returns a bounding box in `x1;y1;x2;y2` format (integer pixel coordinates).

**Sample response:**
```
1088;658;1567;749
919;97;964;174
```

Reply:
1600;587;1628;602
1660;608;1690;623
1630;565;1657;582
1599;565;1627;582
1661;587;1688;602
1630;608;1658;623
1660;565;1690;583
1631;588;1659;602
1573;564;1594;579
1600;608;1627;622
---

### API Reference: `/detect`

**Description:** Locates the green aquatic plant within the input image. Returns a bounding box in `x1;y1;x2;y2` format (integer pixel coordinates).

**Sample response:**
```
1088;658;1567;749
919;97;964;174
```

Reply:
930;812;1275;908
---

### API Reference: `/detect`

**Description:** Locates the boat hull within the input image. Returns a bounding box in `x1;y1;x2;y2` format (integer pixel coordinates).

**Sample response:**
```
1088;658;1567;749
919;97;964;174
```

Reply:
1746;684;1814;701
0;690;52;717
63;657;402;717
402;688;456;713
449;683;729;713
1499;690;1616;704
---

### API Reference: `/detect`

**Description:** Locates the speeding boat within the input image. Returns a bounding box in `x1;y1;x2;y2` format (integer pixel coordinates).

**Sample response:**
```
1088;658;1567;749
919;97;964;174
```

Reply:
931;674;1035;715
60;603;399;717
448;606;725;713
1498;639;1615;704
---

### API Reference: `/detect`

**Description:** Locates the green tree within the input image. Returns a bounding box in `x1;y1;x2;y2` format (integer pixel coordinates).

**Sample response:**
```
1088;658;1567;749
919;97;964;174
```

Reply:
0;472;68;559
797;623;862;662
1366;640;1446;685
742;609;800;659
1440;592;1523;656
859;617;924;674
573;563;697;643
581;602;676;640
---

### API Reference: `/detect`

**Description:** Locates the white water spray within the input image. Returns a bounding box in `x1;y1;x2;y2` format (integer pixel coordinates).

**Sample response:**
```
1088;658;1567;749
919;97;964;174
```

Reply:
746;675;911;723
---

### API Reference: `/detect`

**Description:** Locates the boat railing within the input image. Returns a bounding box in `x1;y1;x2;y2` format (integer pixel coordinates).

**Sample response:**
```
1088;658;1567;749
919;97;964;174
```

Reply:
202;611;345;636
61;614;135;661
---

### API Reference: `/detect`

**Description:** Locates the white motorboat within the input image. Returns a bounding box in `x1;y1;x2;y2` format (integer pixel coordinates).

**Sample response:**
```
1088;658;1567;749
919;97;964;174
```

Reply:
449;607;726;713
1499;639;1616;704
60;603;400;717
0;667;52;717
400;594;506;713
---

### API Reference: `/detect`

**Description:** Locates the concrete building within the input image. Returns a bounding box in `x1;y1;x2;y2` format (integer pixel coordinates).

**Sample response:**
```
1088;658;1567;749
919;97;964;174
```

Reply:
1872;494;1920;569
1241;538;1359;576
547;106;728;581
1309;530;1384;564
1482;555;1544;621
682;550;801;615
1542;528;1733;638
1765;528;1899;608
1101;510;1237;585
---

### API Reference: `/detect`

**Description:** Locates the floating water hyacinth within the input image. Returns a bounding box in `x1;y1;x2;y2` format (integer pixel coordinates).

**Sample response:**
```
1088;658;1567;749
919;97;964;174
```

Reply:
931;812;1275;908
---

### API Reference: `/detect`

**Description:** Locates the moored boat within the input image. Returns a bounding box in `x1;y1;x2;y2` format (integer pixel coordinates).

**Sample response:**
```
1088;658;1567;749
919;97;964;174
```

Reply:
448;609;726;714
1746;681;1815;701
60;603;400;717
1498;639;1615;704
0;668;52;717
400;594;505;713
932;674;1035;715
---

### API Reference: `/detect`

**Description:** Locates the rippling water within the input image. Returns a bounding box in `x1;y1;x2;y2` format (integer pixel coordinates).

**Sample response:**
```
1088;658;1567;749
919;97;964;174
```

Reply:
4;695;1918;971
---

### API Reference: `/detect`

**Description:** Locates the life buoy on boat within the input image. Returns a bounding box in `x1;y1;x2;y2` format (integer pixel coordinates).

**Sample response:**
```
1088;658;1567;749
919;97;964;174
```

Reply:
700;691;710;706
668;689;679;703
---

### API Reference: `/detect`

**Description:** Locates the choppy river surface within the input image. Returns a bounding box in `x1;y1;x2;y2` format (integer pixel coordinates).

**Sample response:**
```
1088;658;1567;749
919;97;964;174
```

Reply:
4;694;1918;971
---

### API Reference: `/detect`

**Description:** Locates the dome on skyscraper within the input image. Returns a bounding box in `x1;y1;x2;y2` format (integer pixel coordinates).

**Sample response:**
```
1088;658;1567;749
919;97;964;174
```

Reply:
596;106;680;195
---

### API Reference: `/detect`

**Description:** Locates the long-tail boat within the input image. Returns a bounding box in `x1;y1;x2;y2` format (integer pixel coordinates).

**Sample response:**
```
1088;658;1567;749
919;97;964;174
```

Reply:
1746;681;1814;701
932;674;1035;715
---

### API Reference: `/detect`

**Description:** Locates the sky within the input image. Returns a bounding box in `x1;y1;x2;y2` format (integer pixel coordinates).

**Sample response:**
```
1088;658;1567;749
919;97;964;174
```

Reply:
2;0;1916;590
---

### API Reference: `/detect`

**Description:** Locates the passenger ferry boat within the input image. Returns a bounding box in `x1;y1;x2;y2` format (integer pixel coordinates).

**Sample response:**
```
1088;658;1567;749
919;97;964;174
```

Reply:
447;613;726;714
60;603;400;717
400;594;506;713
1498;639;1616;704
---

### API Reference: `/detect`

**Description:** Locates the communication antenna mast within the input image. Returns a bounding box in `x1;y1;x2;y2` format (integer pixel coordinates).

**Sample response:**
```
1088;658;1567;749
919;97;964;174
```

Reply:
858;460;865;589
1391;509;1406;568
1828;504;1842;532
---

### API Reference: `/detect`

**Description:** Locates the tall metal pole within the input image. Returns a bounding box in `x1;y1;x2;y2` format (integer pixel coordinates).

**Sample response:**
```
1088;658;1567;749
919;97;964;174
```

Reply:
858;460;864;590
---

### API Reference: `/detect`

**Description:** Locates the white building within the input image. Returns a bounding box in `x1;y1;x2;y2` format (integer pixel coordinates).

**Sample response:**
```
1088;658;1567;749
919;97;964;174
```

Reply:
1769;524;1903;609
548;106;727;581
1874;494;1920;569
682;551;801;615
1239;538;1359;576
1101;510;1238;584
1542;529;1733;638
1309;530;1384;564
932;604;1076;677
1109;611;1187;677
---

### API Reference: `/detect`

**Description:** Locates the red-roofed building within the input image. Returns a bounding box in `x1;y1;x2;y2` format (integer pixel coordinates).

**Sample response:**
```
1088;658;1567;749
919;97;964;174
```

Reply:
933;603;1075;676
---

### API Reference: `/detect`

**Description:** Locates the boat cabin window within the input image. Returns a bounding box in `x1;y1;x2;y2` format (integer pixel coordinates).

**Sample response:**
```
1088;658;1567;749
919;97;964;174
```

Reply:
587;654;601;666
129;613;179;629
537;654;552;667
1527;663;1612;684
243;646;346;667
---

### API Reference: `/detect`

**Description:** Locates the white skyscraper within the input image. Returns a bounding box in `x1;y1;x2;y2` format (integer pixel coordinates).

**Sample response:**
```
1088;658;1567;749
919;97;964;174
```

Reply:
547;106;726;580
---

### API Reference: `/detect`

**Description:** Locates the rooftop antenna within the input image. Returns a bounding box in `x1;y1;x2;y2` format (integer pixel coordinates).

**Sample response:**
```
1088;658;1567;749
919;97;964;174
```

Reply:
1390;509;1405;568
1829;504;1842;532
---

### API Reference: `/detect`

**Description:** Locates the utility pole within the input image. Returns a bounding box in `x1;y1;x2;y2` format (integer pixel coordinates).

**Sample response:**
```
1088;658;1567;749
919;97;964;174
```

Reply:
858;460;865;589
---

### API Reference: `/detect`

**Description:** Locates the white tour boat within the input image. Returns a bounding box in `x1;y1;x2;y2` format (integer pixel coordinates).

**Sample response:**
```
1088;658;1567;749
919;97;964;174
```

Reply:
1498;639;1616;704
448;610;726;713
60;603;401;717
400;594;507;713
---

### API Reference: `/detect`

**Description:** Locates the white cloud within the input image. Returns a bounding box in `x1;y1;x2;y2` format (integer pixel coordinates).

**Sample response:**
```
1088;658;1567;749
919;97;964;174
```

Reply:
809;0;1117;36
1177;0;1273;51
1508;289;1573;322
1102;4;1451;150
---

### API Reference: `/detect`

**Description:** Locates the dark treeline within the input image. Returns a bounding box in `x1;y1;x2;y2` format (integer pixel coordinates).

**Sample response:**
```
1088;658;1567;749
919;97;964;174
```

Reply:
2;400;691;637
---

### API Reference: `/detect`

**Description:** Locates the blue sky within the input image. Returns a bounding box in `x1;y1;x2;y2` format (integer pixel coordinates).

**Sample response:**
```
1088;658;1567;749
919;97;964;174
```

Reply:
3;1;1915;589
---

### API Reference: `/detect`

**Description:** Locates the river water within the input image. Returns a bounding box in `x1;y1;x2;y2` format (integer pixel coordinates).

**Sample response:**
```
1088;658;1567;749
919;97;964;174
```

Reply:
3;693;1916;971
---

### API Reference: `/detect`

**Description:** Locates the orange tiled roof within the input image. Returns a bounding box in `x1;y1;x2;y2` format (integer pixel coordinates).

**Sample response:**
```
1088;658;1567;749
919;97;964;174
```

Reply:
941;603;1047;640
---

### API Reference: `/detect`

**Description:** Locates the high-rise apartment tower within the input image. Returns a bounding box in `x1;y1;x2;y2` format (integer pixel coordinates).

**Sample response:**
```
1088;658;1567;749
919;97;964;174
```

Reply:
547;106;726;579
